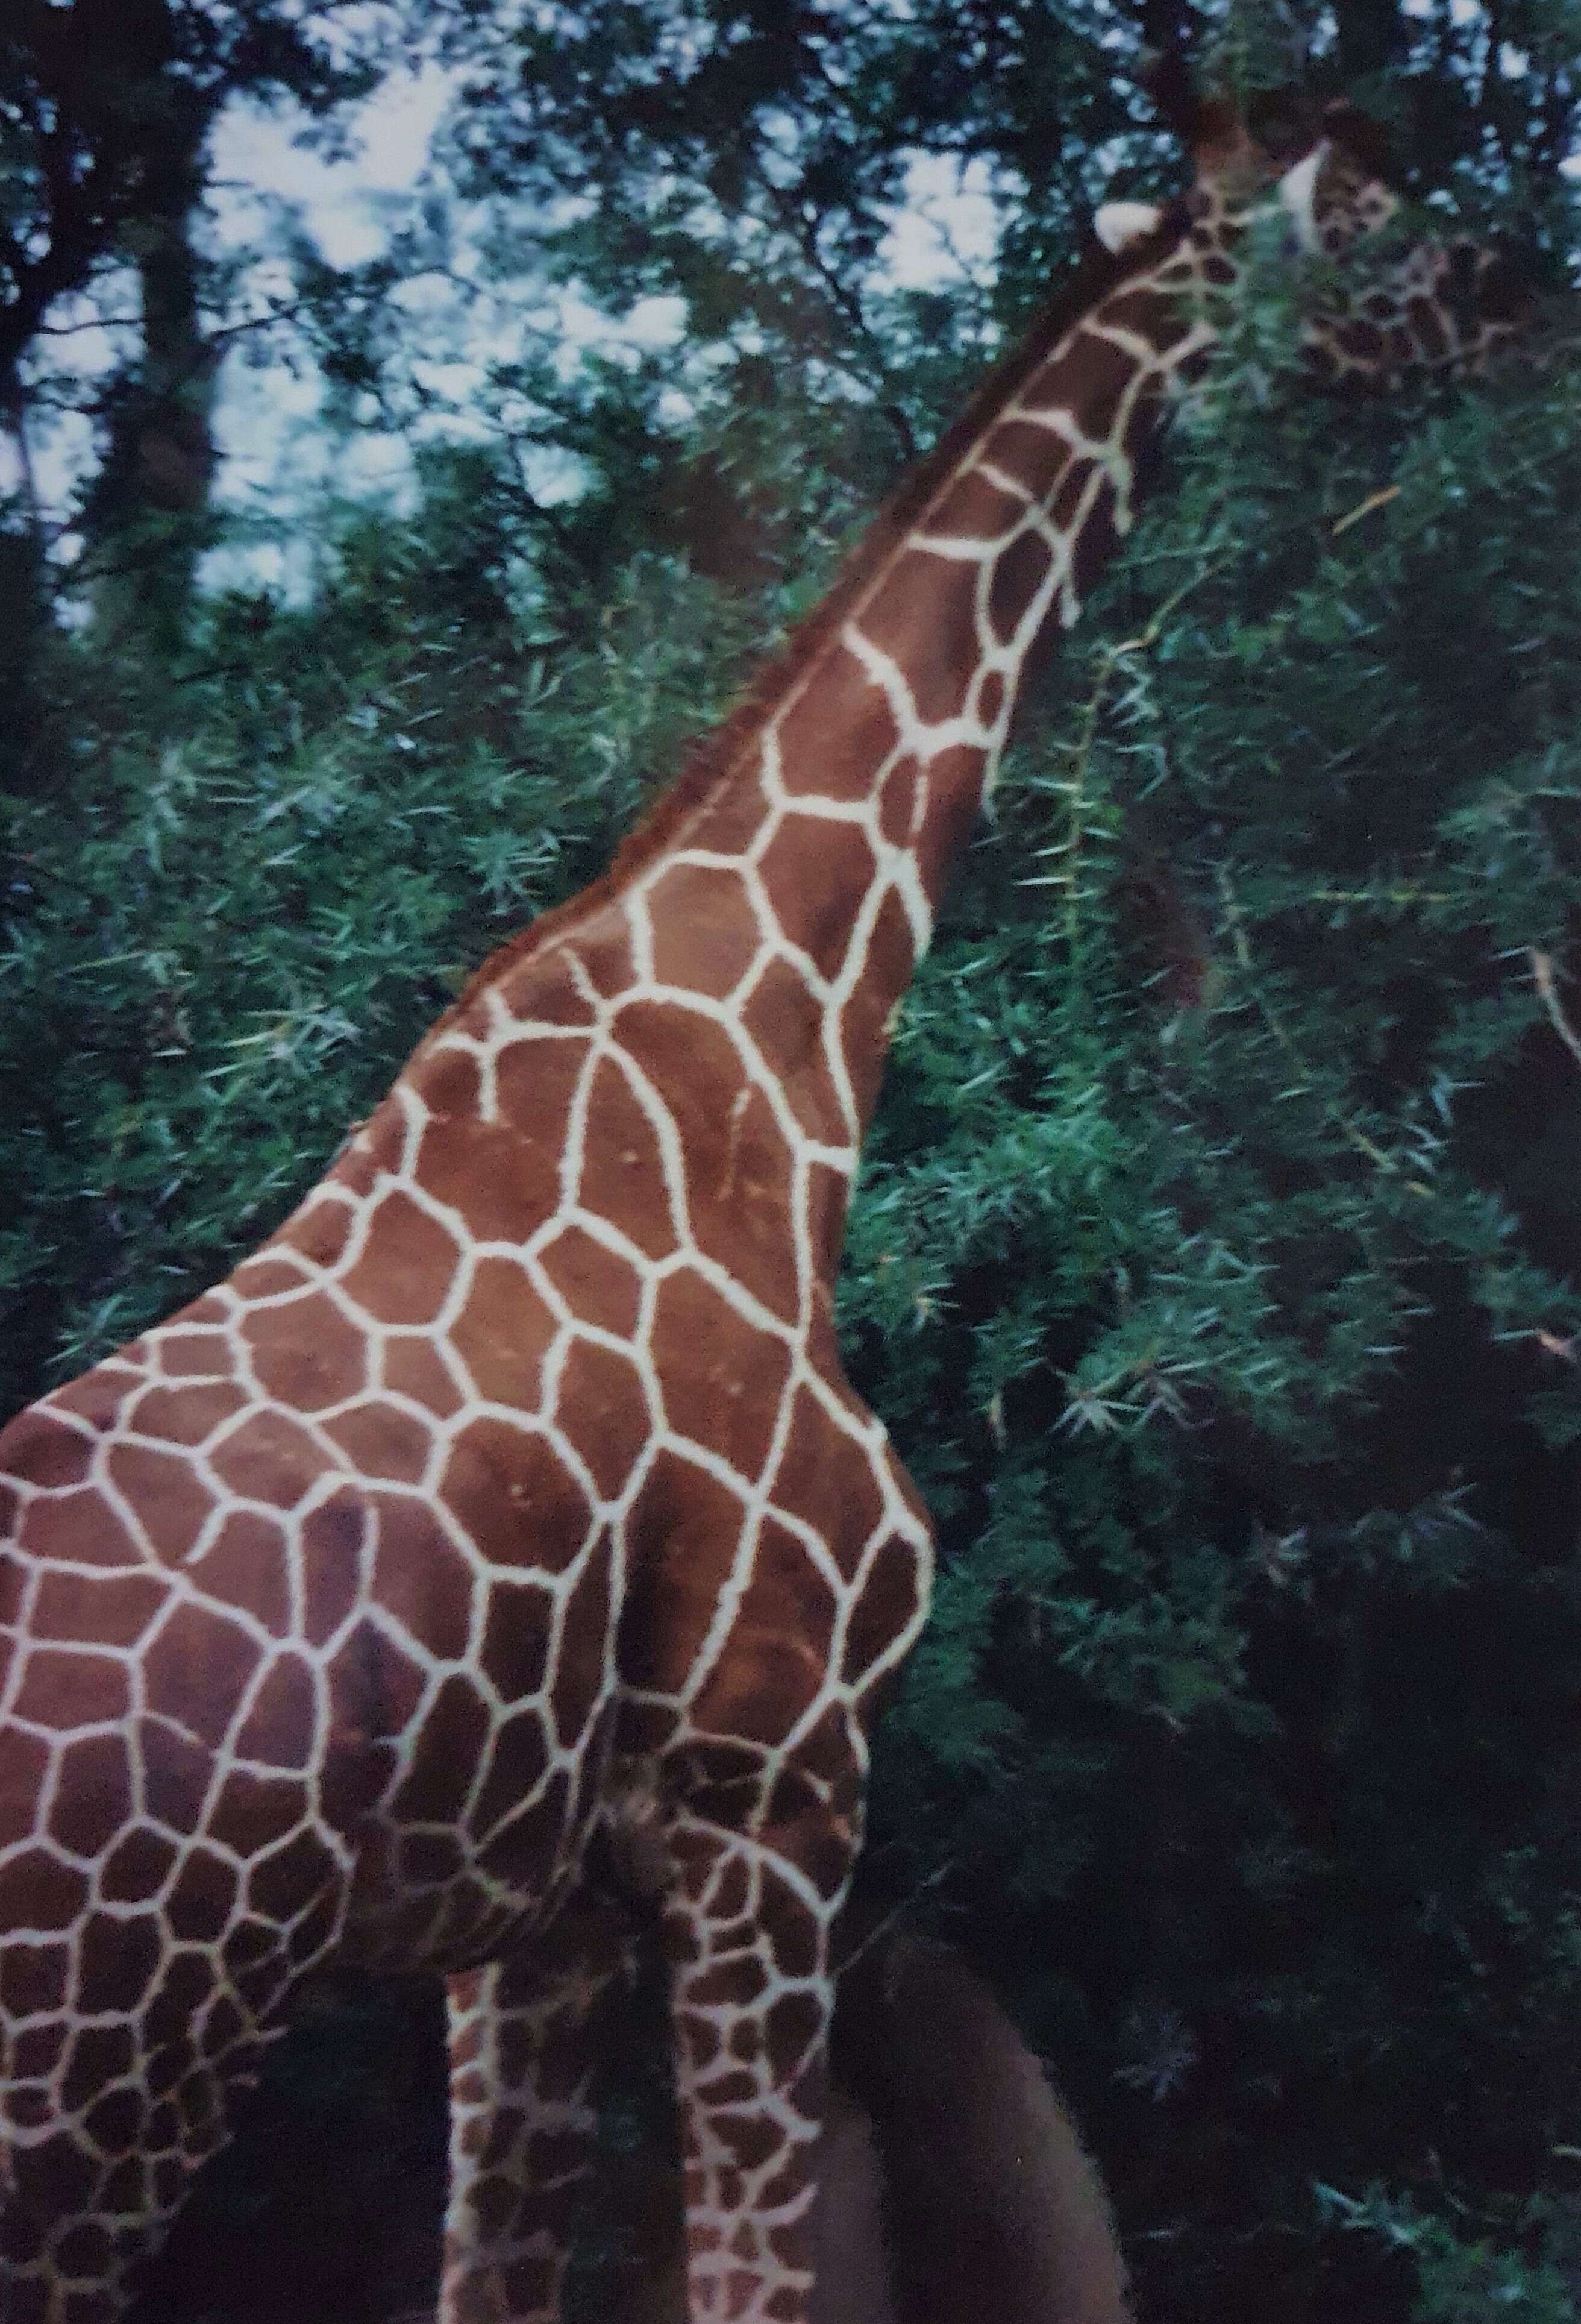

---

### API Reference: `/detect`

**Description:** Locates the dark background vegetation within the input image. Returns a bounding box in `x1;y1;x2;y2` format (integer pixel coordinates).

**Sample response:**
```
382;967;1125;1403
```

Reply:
4;2;1581;2317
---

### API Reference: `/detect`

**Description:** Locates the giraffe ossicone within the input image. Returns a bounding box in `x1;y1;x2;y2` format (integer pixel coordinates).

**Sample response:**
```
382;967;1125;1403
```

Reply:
0;82;1526;2324
1093;201;1165;256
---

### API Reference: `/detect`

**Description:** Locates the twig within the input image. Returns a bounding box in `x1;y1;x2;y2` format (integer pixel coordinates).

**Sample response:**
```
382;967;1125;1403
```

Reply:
1530;947;1581;1073
31;313;143;338
836;1862;954;1980
1022;553;1230;958
2;391;45;551
763;179;916;463
1331;484;1400;536
1217;866;1427;1184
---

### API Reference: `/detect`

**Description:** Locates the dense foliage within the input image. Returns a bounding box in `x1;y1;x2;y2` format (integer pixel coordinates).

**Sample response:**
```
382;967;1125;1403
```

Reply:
4;4;1581;2320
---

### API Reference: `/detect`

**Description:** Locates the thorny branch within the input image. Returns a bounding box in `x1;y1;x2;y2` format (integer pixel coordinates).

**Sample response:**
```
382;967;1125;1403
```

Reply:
1215;865;1429;1186
1022;553;1229;964
1529;946;1581;1073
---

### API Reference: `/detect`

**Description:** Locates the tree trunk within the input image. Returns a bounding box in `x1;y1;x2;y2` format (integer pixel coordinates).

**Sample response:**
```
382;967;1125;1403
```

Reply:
83;80;218;638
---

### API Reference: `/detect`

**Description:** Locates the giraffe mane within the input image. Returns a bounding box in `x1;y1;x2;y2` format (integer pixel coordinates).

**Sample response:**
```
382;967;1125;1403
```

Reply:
445;204;1191;1021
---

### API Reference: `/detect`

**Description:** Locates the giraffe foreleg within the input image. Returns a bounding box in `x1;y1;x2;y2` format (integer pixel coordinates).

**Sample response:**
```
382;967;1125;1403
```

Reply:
439;1911;636;2324
0;1918;304;2324
660;1803;854;2324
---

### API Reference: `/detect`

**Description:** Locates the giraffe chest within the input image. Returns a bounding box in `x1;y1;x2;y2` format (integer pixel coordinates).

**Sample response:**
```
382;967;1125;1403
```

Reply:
0;981;933;1981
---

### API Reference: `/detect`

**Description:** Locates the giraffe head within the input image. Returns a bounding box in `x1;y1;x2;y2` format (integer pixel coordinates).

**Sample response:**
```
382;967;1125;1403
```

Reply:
1095;93;1531;385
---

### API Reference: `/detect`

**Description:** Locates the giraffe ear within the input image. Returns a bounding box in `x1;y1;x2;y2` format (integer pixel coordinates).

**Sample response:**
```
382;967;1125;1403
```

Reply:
1320;99;1396;183
1094;200;1166;254
1276;147;1326;253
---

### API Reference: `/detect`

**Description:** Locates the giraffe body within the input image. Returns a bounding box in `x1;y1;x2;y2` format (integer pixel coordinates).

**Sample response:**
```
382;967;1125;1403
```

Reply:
0;100;1524;2324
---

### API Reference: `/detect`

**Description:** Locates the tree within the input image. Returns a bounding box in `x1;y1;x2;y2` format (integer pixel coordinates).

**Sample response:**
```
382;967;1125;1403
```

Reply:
4;4;1581;2317
0;0;393;618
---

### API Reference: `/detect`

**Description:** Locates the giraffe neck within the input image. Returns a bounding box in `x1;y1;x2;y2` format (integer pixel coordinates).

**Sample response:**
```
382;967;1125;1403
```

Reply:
460;215;1225;1210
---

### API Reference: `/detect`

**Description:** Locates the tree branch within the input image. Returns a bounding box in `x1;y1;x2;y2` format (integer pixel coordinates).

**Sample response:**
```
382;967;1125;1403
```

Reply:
762;180;916;462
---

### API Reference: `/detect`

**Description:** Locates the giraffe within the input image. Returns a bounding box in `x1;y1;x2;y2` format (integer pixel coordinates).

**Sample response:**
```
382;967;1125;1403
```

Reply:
0;89;1526;2324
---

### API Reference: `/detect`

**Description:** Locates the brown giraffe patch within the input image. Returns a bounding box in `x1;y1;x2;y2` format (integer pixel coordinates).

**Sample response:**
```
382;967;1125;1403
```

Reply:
103;1445;214;1560
339;1189;464;1326
415;1041;483;1120
687;1523;840;1746
445;1255;555;1407
49;1735;134;1859
206;1771;309;1859
387;1678;489;1829
907;750;983;908
371;1495;477;1662
1104;281;1203;357
1064;327;1142;438
474;1762;571;1886
207;1408;331;1508
1048;454;1097;536
841;1534;925;1691
242;1294;369;1410
397;1830;465;1888
470;1712;553;1842
243;1829;336;1923
1069;470;1121;605
620;1448;751;1696
422;1110;568;1245
231;1653;318;1768
575;912;638;1002
536;1224;644;1339
278;1189;360;1271
933;462;1037;536
988;526;1056;645
49;1365;143;1436
754;817;877;984
139;1717;213;1832
142;1601;262;1745
837;887;916;1115
877;753;922;849
647;861;762;997
13;1648;130;1732
978;421;1080;506
772;640;901;796
298;1492;369;1644
548;1539;615;1750
322;1398;436;1484
769;1390;886;1575
616;1000;800;1317
0;1732;51;1851
0;1410;98;1491
975;666;1007;729
857;551;978;726
230;1256;312;1304
153;1327;235;1380
0;1848;88;1932
551;1338;651;1499
31;1569;164;1652
689;771;775;856
1;1934;67;2016
190;1511;293;1632
477;1576;554;1701
121;1381;249;1449
95;1824;178;1906
574;1054;680;1259
651;1269;792;1479
381;1332;469;1415
440;1418;594;1566
164;1849;239;1946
